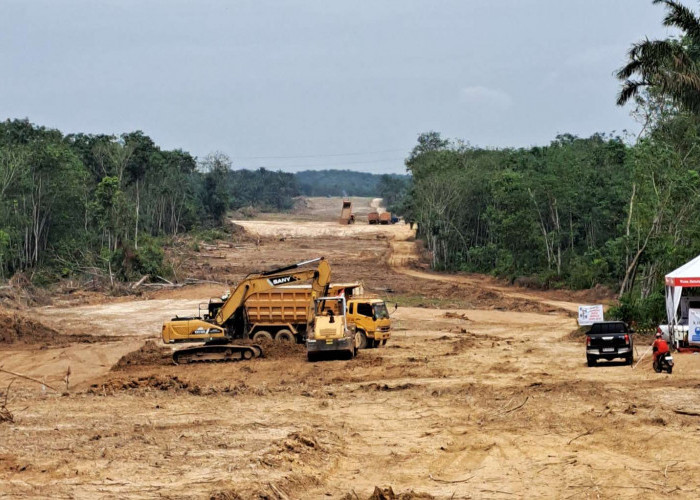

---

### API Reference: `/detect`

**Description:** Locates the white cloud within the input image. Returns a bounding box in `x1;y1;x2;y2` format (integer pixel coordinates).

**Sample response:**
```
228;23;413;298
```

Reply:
459;86;513;110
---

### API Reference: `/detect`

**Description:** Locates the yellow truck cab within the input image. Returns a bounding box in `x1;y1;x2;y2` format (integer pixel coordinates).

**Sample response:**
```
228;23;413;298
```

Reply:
346;297;392;348
306;296;357;361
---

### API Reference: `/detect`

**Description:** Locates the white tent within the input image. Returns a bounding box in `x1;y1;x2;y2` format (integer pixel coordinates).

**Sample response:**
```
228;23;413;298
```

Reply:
665;253;700;327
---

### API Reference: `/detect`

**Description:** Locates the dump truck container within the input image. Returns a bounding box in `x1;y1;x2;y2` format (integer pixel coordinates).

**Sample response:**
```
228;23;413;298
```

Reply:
379;212;391;224
367;211;379;224
244;284;358;342
339;200;353;224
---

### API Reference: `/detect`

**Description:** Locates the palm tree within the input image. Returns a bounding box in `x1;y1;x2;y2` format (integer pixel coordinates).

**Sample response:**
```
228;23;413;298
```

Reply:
617;0;700;113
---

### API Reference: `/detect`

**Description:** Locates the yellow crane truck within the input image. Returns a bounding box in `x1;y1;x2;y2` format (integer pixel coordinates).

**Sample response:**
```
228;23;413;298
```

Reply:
161;257;331;363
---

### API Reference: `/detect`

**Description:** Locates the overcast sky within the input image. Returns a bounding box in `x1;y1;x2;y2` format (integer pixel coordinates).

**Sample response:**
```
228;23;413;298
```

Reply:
1;0;675;174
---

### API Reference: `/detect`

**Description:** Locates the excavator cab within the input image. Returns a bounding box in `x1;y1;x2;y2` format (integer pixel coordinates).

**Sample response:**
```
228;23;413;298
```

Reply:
306;296;357;361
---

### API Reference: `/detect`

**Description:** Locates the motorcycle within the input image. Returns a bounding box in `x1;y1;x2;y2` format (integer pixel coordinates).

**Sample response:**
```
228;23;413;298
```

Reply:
653;352;674;374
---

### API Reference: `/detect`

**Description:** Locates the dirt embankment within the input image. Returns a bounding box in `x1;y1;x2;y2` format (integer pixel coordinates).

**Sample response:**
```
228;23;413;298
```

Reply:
0;312;115;346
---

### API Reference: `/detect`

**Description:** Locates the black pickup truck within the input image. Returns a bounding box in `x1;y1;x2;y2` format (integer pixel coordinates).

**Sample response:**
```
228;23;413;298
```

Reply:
585;321;634;366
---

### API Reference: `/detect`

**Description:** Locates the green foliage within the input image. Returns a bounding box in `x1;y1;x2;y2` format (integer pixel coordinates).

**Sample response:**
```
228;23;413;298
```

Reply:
617;0;700;113
607;289;667;329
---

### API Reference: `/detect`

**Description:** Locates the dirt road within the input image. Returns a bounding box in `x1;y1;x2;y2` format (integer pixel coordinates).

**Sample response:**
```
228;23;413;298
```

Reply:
1;203;699;499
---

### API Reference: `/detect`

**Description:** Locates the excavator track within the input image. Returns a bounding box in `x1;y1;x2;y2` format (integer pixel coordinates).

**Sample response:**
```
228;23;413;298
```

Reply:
172;344;263;365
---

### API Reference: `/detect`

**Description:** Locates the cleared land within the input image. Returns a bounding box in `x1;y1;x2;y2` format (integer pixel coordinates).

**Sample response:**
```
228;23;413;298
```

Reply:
1;197;698;499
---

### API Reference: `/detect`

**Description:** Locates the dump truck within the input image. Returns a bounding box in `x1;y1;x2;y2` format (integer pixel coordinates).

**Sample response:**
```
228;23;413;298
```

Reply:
348;296;392;348
367;211;379;224
161;257;331;363
379;212;392;224
306;296;357;361
245;283;391;347
244;283;353;343
339;199;354;224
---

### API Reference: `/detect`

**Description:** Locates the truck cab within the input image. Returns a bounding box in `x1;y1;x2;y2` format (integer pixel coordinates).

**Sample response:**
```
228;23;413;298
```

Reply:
306;296;357;361
347;298;392;348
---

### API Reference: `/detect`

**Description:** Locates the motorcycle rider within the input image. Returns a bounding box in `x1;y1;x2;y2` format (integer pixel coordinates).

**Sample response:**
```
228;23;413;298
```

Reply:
652;332;670;368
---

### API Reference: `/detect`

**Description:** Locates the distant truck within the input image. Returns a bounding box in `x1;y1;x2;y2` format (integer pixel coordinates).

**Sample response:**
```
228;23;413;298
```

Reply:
240;283;391;347
367;211;380;224
379;212;392;224
339;200;354;224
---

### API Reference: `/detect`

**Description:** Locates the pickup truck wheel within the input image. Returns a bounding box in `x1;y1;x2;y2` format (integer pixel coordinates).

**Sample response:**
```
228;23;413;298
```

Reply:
626;354;634;366
252;330;273;342
275;329;295;343
587;356;596;367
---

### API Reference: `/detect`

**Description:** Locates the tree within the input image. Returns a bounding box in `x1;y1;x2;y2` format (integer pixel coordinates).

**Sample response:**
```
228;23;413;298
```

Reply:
617;0;700;113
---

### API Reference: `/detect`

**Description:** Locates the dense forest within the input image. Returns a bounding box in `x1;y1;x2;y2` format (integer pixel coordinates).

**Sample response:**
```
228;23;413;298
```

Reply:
295;169;409;197
0;120;302;282
403;0;700;326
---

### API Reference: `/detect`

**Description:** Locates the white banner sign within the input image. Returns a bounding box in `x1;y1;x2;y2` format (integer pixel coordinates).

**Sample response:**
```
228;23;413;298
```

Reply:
689;309;700;345
578;304;604;326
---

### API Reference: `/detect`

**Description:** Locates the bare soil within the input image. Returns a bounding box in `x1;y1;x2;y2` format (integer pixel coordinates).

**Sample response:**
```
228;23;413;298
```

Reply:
1;197;699;499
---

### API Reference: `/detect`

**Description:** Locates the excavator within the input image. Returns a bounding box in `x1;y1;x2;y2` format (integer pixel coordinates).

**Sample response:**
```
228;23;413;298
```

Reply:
161;257;331;364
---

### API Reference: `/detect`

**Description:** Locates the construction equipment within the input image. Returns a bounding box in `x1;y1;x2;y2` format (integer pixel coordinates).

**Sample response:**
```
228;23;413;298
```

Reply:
367;211;379;224
306;296;357;361
162;257;331;364
339;199;354;224
347;296;392;348
379;212;392;224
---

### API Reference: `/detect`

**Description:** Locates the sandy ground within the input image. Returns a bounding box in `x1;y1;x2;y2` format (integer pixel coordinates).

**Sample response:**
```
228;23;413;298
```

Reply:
1;198;699;499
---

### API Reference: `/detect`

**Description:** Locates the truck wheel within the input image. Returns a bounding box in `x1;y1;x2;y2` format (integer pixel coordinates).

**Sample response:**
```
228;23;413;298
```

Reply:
587;356;596;367
626;354;634;366
275;329;295;343
307;351;317;362
382;339;388;346
357;331;368;349
252;330;273;342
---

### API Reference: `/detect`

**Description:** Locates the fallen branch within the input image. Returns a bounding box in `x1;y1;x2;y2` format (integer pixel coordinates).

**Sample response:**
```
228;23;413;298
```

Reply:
131;275;150;289
268;483;290;500
568;429;593;445
184;278;226;285
429;473;474;484
502;396;529;414
0;367;60;392
665;461;679;478
0;379;15;423
673;408;700;417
